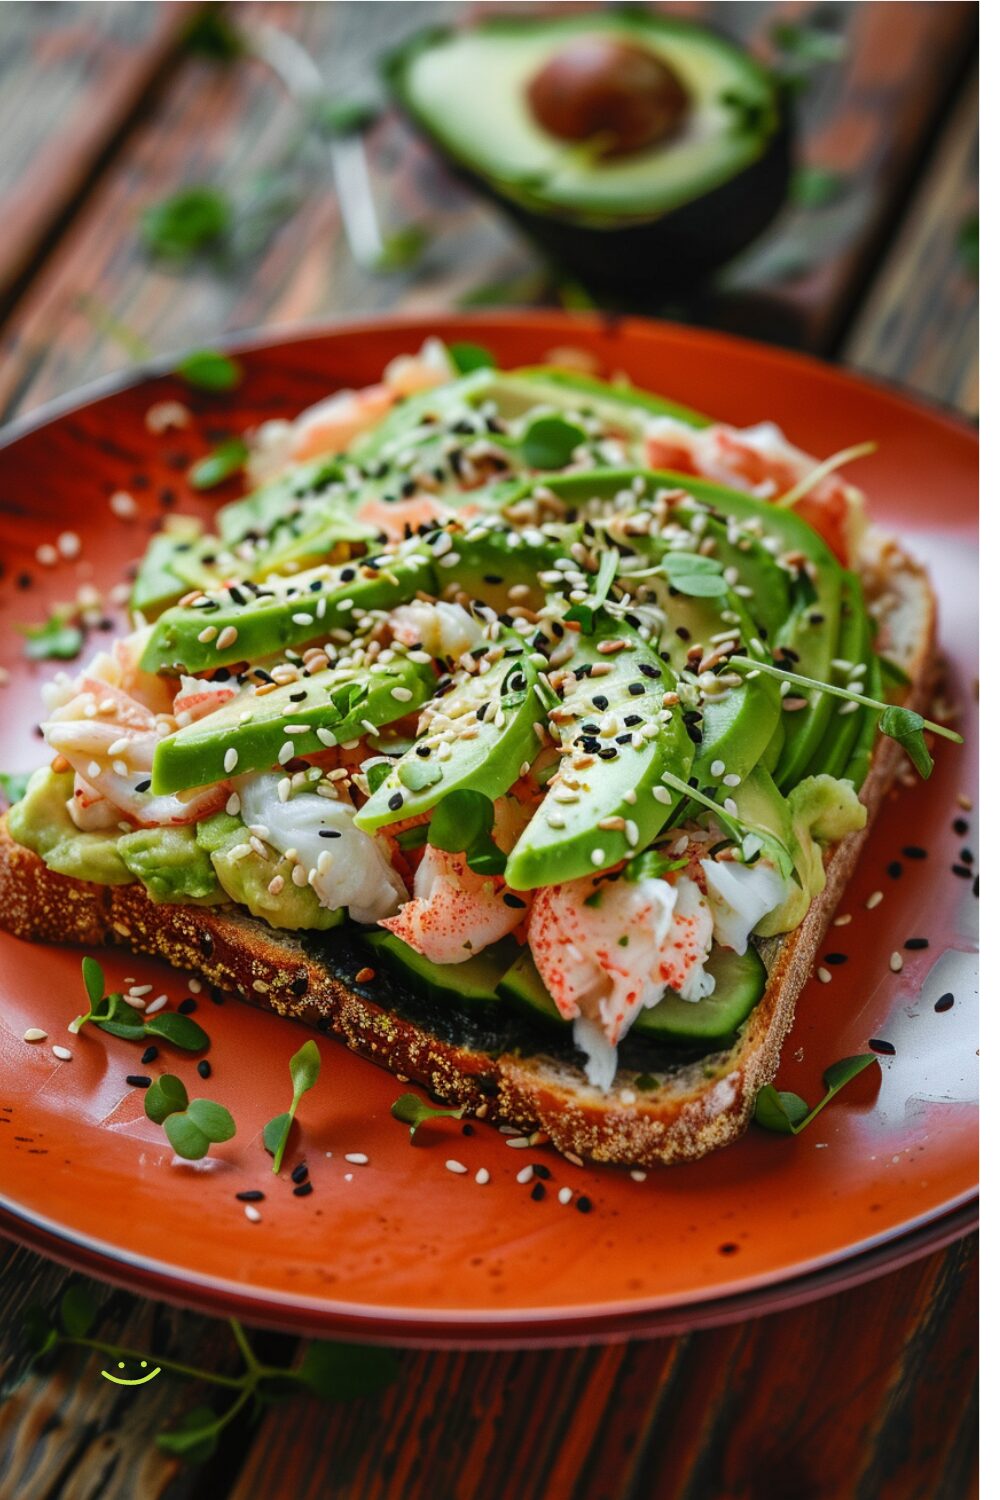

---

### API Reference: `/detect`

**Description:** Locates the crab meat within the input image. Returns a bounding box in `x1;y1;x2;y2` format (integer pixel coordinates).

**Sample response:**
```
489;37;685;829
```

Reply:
528;873;714;1089
355;494;454;543
379;844;528;965
644;418;861;564
173;675;239;727
388;600;484;660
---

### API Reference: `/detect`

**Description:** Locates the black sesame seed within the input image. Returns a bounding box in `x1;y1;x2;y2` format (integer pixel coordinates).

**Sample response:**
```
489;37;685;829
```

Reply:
134;779;152;794
887;861;903;879
973;876;979;898
960;848;974;865
824;953;848;965
293;1181;314;1198
290;975;308;996
502;893;526;908
904;937;929;950
575;1195;593;1214
291;1162;309;1184
197;1060;212;1079
951;864;972;880
718;1242;739;1256
318;829;342;838
628;682;645;697
126;1074;151;1088
934;992;955;1013
141;1045;158;1065
461;1123;474;1137
869;1038;896;1056
902;845;927;860
209;985;224;1004
236;1189;265;1202
388;793;404;812
530;1182;546;1201
178;998;197;1015
953;817;969;836
532;1164;552;1180
638;663;660;679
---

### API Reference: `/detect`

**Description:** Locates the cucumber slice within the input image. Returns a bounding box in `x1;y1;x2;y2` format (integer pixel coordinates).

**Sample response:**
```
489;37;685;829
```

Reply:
497;942;768;1044
363;929;517;1007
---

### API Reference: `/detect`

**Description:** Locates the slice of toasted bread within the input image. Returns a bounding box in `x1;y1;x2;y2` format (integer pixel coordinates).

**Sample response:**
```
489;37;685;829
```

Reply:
0;535;936;1167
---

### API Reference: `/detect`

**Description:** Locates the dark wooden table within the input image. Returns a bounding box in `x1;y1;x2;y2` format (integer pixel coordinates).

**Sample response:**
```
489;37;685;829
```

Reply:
0;4;978;1497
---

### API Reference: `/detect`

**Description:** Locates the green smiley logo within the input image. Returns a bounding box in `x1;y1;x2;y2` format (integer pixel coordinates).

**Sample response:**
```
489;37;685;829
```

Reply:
101;1359;162;1386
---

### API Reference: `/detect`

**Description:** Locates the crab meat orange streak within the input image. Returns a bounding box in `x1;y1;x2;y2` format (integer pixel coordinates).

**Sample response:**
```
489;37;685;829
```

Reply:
379;845;528;965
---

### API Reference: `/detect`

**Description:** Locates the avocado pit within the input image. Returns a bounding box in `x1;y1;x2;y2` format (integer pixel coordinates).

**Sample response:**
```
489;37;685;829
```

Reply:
526;36;690;157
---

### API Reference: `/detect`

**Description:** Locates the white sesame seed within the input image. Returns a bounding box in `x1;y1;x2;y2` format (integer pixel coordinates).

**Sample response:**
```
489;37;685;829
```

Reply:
110;489;138;519
652;786;671;804
889;951;903;973
619;1089;636;1106
57;531;81;559
226;793;241;816
833;914;852;927
558;1187;573;1205
630;1169;647;1183
723;773;741;787
223;748;239;773
344;1152;368;1165
591;848;606;866
817;967;832;984
292;612;314;627
516;1165;534;1184
145;994;168;1015
505;1136;532;1149
52;1045;72;1061
475;1168;490;1185
36;543;58;566
244;1205;262;1223
278;741;295;765
216;625;239;650
866;890;884;910
445;1159;468;1175
710;759;725;777
23;1028;47;1043
188;978;202;993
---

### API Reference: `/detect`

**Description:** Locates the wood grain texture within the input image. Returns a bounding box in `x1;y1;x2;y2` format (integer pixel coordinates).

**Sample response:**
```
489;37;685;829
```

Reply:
845;75;979;417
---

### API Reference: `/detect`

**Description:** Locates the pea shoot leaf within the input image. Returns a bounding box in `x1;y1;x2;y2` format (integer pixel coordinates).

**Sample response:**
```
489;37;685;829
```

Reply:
662;552;728;599
373;224;430;274
19;612;84;661
189;438;248;491
265;1040;321;1172
448;342;496;374
395;823;429;850
164;1113;212;1160
296;1341;398;1398
141;187;232;261
186;1098;237;1143
82;956;105;1010
145;1074;190;1125
428;789;506;876
175;350;243;391
755;1053;877;1136
879;705;934;779
624;849;689;882
565;547;619;633
390;1092;464;1141
144;1012;211;1051
263;1112;292;1161
156;1405;221;1463
59;1285;98;1339
521;414;587;471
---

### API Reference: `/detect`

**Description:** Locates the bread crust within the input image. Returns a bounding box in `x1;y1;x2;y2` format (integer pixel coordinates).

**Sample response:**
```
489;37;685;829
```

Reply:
0;540;936;1166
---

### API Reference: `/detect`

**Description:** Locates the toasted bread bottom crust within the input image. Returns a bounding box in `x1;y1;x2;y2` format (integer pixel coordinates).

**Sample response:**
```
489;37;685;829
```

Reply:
0;540;935;1166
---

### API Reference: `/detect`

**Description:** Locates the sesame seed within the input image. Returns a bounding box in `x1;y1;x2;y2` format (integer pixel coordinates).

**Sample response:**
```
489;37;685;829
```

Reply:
445;1160;467;1175
52;1045;72;1061
110;489;138;519
475;1168;490;1185
390;686;413;702
531;1182;546;1201
630;1170;647;1182
278;741;295;764
57;531;81;559
889;951;903;972
591;848;605;866
197;625;218;644
344;1152;368;1165
934;992;955;1013
869;1038;896;1056
817;967;832;984
866;890;884;909
505;1136;531;1149
904;937;929;950
23;1028;47;1042
710;759;725;777
833;914;852;926
145;994;168;1015
216;625;238;650
558;1187;573;1205
516;1165;534;1184
244;1205;262;1223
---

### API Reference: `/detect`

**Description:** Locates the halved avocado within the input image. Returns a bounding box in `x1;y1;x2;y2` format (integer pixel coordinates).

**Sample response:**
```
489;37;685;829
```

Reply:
385;12;790;290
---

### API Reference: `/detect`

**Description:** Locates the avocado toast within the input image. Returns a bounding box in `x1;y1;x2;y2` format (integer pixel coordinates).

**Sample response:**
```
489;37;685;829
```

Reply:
0;342;948;1166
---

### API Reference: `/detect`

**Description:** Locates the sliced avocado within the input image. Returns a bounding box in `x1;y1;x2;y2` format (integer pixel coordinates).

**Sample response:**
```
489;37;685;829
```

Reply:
385;13;788;289
357;639;550;831
140;552;435;674
152;654;436;793
504;617;694;889
131;519;209;617
216;455;346;545
514;367;709;432
497;941;767;1044
802;573;873;782
363;929;518;1006
117;824;226;904
844;655;882;791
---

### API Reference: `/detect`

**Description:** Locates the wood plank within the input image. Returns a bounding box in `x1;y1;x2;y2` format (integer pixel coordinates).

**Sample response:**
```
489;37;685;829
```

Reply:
0;2;195;305
844;75;978;416
0;0;977;426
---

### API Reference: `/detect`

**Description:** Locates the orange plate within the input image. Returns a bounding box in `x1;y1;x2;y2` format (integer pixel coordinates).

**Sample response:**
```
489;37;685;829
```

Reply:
0;315;978;1346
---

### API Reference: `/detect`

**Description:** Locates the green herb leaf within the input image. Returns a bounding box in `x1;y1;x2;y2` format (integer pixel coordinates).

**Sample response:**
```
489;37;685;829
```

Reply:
95;997;146;1042
263;1112;292;1166
366;761;393;794
879;705;934;779
755;1053;877;1136
521;414;587;471
0;771;31;805
186;1098;236;1143
662;552;728;598
141;186;232;261
624;849;688;882
564;547;619;633
428;789;506;876
175;349;243;391
296;1340;398;1398
311;98;381;137
163;1113;212;1160
156;1405;221;1463
753;1085;810;1134
395;823;429;851
289;1039;321;1103
189;438;248;491
145;1074;190;1125
19;612;84;662
448;341;496;374
82;956;105;1010
59;1284;98;1338
373;224;430;273
390;1092;463;1141
791;165;846;208
144;1012;211;1051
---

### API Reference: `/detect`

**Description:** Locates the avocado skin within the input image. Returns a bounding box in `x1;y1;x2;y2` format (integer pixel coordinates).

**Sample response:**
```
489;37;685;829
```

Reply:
386;21;792;292
454;115;791;293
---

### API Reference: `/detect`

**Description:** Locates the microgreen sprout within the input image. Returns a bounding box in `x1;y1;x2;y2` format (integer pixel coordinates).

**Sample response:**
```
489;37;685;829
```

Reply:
144;1075;236;1161
754;1054;878;1135
391;1092;464;1141
71;958;211;1050
263;1040;321;1173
